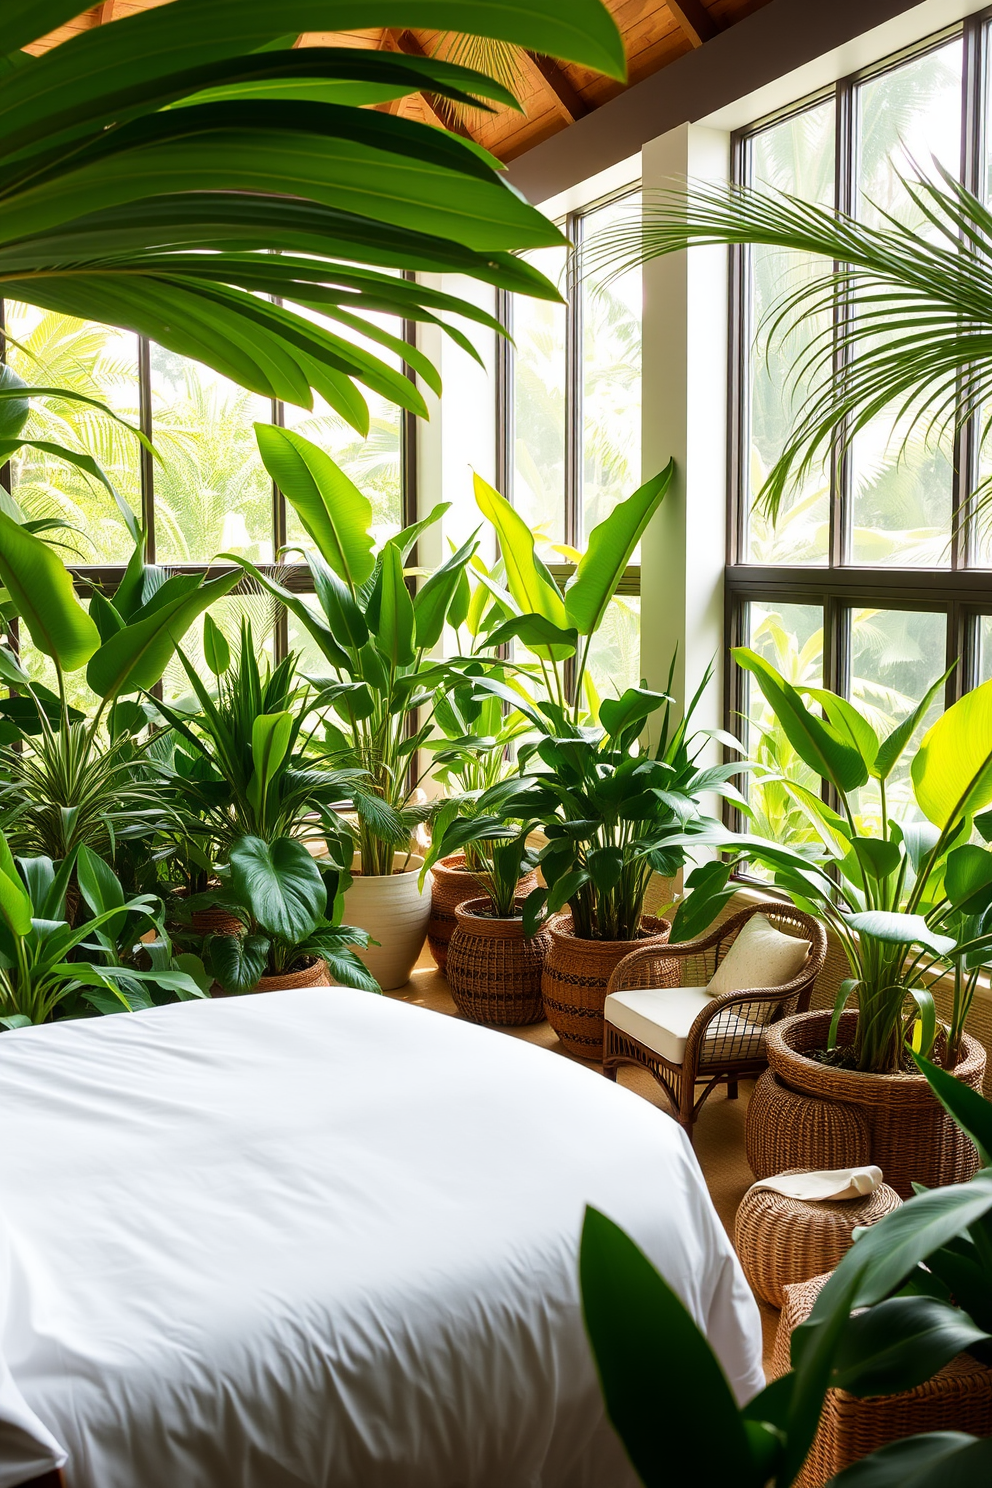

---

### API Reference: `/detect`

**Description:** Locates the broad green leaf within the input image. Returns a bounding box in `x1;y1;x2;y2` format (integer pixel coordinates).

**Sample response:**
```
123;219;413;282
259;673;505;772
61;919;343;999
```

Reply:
829;1433;992;1486
913;679;992;829
76;847;128;939
804;687;879;772
246;711;294;821
831;1295;989;1397
844;910;955;957
914;1052;992;1166
480;611;578;659
86;570;239;698
0;867;32;938
202;612;230;675
209;931;270;994
600;688;669;741
0;508;100;671
875;669;950;782
256;425;374;589
579;1207;756;1488
305;550;368;651
229;835;325;942
0;365;29;443
565;462;674;636
850;836;901;883
945;845;992;916
734;648;869;795
473;472;568;630
376;543;416;669
414;532;479;651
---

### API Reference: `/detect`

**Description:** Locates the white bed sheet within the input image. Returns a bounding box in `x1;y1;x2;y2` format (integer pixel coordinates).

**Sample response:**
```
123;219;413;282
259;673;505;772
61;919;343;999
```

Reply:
0;989;762;1488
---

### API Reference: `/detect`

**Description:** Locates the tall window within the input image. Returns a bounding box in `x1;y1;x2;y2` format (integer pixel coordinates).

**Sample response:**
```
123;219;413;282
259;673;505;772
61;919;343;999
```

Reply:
729;16;992;837
1;302;413;695
500;187;642;700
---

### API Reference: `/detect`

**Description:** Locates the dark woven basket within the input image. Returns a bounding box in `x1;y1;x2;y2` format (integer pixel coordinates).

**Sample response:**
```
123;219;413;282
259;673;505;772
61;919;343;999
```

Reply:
746;1069;872;1180
446;897;550;1026
428;855;537;973
542;912;673;1060
254;958;329;993
767;1009;986;1197
772;1273;992;1485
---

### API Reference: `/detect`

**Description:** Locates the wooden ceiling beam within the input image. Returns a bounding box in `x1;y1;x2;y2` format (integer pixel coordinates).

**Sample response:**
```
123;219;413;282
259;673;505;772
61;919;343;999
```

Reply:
666;0;721;48
377;29;479;141
95;2;117;22
522;52;591;123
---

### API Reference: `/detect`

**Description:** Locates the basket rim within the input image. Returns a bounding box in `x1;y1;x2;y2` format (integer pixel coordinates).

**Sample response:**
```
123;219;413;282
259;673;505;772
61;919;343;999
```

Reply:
547;910;671;952
768;1008;986;1089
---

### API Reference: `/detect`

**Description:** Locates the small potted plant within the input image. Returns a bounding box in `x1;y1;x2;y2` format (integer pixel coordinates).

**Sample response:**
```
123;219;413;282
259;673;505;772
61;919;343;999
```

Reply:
199;835;377;995
422;811;548;1025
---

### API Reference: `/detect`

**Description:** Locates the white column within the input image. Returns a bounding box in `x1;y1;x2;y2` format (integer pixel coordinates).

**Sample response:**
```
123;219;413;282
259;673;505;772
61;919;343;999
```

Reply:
639;124;731;737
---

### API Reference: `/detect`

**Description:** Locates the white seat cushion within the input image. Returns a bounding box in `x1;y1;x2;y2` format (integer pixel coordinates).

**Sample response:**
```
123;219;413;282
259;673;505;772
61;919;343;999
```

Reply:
604;986;766;1066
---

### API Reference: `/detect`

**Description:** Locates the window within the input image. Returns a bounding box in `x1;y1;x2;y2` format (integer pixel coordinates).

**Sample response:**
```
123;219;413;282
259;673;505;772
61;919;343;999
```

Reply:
729;17;992;831
500;187;642;699
0;301;414;692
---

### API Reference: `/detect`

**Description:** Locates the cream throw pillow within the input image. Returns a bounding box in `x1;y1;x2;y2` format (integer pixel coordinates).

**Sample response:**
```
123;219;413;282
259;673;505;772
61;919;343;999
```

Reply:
705;913;810;1021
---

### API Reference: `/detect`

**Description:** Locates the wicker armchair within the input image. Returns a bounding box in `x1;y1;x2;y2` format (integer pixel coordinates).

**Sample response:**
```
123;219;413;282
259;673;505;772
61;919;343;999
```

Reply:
602;903;827;1141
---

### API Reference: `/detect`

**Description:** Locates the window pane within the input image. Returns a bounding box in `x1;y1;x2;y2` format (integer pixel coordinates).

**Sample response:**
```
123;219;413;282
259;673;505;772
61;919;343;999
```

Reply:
150;349;273;565
581;194;641;546
586;595;641;702
850;43;962;566
745;103;835;565
742;602;824;848
849;607;946;826
282;307;402;552
979;616;992;682
511;246;566;544
4;304;141;564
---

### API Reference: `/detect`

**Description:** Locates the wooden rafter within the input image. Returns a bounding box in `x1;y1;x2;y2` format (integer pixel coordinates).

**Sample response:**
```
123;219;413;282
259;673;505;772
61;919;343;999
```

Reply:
378;28;478;142
96;1;117;21
666;0;721;48
522;52;591;124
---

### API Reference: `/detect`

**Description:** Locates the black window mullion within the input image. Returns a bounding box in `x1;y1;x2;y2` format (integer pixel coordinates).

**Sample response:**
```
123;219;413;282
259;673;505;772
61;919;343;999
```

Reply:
564;208;583;552
831;77;856;571
956;12;986;570
137;336;155;563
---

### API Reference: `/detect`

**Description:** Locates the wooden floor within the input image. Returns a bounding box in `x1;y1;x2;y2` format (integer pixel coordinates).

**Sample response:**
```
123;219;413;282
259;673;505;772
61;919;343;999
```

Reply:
388;948;780;1366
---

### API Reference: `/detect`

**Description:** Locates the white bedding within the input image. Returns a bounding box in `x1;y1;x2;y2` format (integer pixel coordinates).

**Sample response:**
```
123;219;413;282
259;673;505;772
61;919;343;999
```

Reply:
0;989;762;1488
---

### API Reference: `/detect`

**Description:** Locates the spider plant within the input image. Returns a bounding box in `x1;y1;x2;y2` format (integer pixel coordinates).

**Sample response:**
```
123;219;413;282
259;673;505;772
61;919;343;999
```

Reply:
580;165;992;534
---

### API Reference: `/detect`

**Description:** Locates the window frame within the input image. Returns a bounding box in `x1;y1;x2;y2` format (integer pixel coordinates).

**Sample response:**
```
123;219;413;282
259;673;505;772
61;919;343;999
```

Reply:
726;9;992;822
498;182;643;600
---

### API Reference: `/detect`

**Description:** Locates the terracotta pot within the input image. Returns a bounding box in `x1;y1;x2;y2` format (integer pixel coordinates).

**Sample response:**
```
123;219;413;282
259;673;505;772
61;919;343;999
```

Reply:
341;852;432;992
764;1009;987;1197
427;854;538;972
446;897;551;1026
542;912;673;1061
253;957;329;993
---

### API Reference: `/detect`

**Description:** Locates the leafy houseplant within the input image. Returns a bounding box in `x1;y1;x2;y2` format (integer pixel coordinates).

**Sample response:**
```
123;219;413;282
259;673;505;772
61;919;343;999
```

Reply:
579;1057;992;1487
227;427;479;989
201;835;376;996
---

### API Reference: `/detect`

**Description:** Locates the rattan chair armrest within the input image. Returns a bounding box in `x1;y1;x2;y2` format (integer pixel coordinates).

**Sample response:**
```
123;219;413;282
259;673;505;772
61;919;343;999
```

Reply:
683;969;817;1051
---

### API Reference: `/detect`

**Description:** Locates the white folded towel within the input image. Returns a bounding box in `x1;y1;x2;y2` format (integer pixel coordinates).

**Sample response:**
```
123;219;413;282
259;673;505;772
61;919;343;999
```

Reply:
747;1166;884;1203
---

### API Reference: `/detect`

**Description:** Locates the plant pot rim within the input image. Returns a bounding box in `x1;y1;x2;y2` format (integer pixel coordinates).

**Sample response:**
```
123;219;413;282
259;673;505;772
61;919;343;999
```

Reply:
453;895;534;925
768;1008;986;1088
348;851;425;878
547;910;671;952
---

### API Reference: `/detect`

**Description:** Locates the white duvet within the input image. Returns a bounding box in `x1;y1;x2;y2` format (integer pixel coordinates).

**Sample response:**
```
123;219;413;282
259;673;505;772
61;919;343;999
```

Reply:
0;989;762;1488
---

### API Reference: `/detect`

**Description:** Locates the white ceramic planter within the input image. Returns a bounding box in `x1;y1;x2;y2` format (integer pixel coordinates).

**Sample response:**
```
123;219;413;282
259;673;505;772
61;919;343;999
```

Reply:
341;853;433;992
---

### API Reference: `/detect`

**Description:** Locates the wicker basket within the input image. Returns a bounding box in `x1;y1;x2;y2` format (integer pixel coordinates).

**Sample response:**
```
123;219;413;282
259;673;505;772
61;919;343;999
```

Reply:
767;1010;987;1197
427;855;537;973
253;958;329;993
735;1174;901;1307
446;897;551;1026
542;912;673;1060
772;1273;992;1486
746;1070;872;1181
169;886;244;939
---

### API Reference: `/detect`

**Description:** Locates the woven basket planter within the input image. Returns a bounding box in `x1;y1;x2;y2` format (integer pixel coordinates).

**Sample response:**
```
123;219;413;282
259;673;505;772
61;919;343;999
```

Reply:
253;957;329;993
427;855;537;973
542;912;673;1060
766;1009;987;1198
735;1174;901;1307
746;1069;872;1181
772;1273;992;1486
169;886;243;939
446;897;551;1026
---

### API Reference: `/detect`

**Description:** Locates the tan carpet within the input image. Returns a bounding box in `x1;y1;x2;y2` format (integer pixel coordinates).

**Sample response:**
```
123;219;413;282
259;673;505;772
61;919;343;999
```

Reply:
389;951;780;1367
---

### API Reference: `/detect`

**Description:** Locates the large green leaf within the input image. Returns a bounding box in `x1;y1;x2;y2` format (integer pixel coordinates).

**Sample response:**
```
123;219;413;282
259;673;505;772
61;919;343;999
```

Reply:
86;571;239;698
413;533;479;651
914;1052;992;1166
844;910;955;958
473;472;567;627
829;1434;992;1486
256;425;374;589
0;507;99;671
913;680;992;829
565;462;673;636
0;2;84;57
944;845;992;917
579;1207;758;1488
229;835;326;942
734;648;869;795
376;543;416;669
246;712;294;823
0;365;29;443
830;1296;989;1397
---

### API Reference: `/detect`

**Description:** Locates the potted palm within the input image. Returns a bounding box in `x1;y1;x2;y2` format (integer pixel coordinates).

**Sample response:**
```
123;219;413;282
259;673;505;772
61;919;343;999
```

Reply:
199;835;377;996
696;649;991;1194
225;427;478;989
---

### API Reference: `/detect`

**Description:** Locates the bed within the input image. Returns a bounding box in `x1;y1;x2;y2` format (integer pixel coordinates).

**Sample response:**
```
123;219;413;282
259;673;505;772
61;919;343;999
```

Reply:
0;988;762;1488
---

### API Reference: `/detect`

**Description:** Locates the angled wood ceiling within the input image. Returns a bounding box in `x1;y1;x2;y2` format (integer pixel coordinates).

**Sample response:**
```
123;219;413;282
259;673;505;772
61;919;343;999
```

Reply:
29;0;774;161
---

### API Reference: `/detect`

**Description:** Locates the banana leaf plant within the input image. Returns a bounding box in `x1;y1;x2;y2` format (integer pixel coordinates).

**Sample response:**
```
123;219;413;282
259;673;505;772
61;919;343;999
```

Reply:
1;0;625;423
224;426;479;876
580;1057;992;1487
199;834;376;994
688;650;992;1074
0;835;206;1028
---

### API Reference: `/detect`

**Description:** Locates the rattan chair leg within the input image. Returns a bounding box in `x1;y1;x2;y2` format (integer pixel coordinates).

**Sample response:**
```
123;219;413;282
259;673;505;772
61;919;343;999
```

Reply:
727;1080;739;1100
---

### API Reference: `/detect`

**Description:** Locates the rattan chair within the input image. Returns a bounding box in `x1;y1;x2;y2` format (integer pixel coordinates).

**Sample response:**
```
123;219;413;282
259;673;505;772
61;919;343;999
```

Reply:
602;903;827;1141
